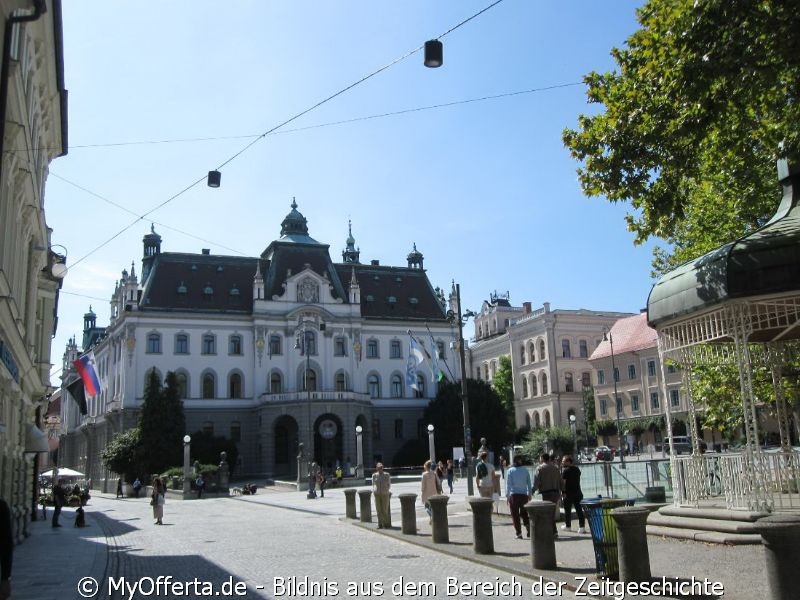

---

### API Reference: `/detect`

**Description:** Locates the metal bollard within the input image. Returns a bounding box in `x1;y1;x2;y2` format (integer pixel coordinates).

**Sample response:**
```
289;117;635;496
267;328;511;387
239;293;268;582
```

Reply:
398;493;418;534
468;497;494;554
525;501;557;570
611;506;652;582
428;494;449;543
357;489;372;523
755;513;800;600
344;489;357;519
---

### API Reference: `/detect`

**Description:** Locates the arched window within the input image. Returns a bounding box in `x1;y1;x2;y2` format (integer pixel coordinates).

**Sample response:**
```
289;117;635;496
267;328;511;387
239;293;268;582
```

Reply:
522;377;528;397
175;333;189;354
368;374;381;398
544;410;551;428
229;372;242;398
564;372;574;393
176;372;188;399
528;342;535;364
538;339;546;361
390;374;403;398
531;374;538;396
202;372;215;399
229;334;242;355
534;412;541;429
270;372;282;394
541;373;548;395
415;374;425;398
519;346;526;365
304;369;317;392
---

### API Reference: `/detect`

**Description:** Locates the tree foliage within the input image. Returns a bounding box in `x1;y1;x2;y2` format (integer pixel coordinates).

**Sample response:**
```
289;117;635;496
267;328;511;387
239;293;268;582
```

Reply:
563;0;800;272
138;370;186;475
423;379;513;459
521;426;576;460
101;427;142;482
492;355;516;428
188;430;239;475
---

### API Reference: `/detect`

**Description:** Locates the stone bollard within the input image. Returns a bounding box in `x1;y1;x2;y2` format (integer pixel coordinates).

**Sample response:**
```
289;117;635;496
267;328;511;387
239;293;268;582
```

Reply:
468;497;495;554
525;501;557;570
358;489;372;523
399;493;418;535
754;513;800;600
611;506;652;582
428;494;450;543
344;488;357;519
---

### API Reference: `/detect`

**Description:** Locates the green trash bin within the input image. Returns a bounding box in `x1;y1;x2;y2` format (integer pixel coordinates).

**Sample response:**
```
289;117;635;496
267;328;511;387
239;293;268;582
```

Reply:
581;498;626;579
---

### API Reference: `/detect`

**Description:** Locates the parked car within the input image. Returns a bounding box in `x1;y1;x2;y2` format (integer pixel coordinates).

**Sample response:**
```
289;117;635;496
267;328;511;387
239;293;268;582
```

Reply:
595;446;613;461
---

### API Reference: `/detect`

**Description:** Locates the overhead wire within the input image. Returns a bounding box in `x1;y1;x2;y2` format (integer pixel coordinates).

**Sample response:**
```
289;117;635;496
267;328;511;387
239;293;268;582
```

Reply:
59;0;509;273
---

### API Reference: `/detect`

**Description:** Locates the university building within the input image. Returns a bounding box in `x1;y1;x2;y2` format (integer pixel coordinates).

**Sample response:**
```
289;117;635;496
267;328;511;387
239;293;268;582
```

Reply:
59;202;458;491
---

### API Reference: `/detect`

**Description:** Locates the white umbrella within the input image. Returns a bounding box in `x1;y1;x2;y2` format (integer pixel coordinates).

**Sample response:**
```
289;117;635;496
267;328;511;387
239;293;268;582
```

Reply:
40;467;85;478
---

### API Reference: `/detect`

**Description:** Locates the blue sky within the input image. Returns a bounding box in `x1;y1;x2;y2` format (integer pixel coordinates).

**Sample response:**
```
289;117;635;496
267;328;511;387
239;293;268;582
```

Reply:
47;0;650;383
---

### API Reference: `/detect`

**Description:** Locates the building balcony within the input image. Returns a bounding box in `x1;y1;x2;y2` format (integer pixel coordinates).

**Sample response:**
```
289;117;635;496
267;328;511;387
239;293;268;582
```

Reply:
259;390;372;404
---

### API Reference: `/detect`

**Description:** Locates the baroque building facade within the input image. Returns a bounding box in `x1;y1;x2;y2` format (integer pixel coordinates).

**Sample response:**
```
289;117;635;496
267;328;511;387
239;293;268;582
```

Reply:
0;0;67;540
59;203;459;491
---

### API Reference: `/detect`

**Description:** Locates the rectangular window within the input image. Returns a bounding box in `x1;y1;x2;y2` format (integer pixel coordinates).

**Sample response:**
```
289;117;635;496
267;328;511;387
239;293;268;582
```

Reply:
631;394;640;413
367;340;379;359
581;372;591;388
230;422;241;442
597;370;605;385
147;334;161;354
579;340;588;358
175;334;189;355
647;360;656;377
667;364;677;374
394;419;403;439
269;335;281;357
436;342;445;359
615;396;622;414
334;337;346;357
628;364;636;379
600;398;608;416
613;367;620;382
562;339;571;358
670;389;680;407
202;335;216;355
372;418;381;441
651;392;660;410
229;335;242;355
390;340;402;359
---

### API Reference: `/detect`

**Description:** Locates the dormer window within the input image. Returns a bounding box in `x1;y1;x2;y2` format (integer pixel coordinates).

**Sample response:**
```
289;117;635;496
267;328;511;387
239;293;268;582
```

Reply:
387;296;397;304
229;285;240;296
365;295;374;302
203;283;214;295
409;297;419;305
177;281;187;295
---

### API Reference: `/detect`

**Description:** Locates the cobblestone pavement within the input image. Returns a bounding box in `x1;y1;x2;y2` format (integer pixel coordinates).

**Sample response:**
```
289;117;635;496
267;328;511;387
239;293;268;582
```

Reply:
12;476;768;600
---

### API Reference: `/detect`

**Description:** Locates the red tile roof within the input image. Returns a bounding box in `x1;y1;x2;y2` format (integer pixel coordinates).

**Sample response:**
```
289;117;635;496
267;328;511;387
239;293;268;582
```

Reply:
590;312;657;359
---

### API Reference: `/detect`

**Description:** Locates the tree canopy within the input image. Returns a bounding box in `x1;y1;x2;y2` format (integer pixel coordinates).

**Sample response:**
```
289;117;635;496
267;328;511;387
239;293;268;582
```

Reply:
492;355;515;429
563;0;800;272
137;370;186;475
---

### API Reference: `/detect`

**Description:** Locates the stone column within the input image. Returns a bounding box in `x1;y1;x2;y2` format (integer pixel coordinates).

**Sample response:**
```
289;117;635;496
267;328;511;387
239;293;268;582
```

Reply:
344;488;357;519
468;497;494;554
755;514;800;600
399;493;418;534
358;489;372;523
525;501;556;570
611;506;652;582
428;494;449;543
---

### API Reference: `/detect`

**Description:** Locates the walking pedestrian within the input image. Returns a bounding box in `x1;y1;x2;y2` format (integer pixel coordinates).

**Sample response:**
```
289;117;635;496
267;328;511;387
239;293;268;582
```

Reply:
317;469;327;498
420;460;441;523
475;451;496;499
505;455;532;538
445;459;454;493
533;453;561;537
116;477;123;499
51;479;66;528
195;475;205;498
151;477;165;525
371;462;392;528
561;455;586;533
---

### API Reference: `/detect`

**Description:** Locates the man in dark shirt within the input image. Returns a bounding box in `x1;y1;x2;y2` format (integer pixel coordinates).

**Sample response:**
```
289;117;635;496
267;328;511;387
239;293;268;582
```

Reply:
52;480;66;528
0;498;12;599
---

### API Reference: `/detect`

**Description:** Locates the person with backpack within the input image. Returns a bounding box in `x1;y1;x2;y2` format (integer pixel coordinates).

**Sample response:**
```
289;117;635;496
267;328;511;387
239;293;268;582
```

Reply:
475;451;496;498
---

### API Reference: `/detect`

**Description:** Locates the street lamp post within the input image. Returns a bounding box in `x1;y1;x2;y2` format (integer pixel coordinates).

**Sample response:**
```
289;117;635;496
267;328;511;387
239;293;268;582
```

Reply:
569;414;577;458
355;425;363;480
182;435;191;497
448;283;476;496
427;424;436;465
581;381;591;455
603;330;625;469
296;321;324;473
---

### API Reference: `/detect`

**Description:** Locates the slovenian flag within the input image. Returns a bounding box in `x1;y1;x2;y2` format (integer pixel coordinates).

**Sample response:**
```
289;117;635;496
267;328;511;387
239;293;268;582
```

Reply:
73;352;101;397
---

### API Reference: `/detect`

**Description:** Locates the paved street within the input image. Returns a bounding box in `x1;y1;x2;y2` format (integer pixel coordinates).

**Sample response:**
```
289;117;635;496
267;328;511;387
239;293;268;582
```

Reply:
13;476;769;600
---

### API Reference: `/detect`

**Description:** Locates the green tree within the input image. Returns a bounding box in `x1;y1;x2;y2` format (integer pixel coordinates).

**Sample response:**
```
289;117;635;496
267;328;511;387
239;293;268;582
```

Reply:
521;426;575;460
562;0;800;272
188;430;239;475
138;370;186;475
595;420;617;445
423;379;513;459
101;427;142;482
492;355;515;428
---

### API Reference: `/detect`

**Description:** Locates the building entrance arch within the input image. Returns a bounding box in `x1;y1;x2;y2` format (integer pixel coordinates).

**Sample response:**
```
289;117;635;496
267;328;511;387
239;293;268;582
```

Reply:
314;413;343;471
